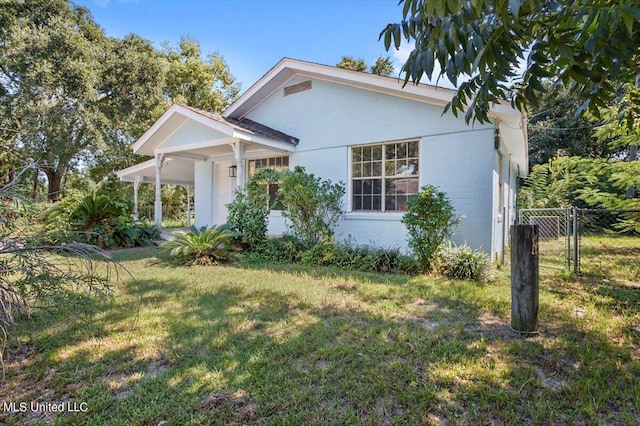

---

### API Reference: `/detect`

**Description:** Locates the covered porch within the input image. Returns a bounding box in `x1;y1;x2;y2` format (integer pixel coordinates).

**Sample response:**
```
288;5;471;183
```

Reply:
117;104;298;228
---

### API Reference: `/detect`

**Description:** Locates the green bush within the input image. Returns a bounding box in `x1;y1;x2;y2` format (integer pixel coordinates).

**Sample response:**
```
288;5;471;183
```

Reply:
254;235;305;264
434;243;493;282
162;225;238;265
226;187;269;249
402;185;461;272
279;166;345;246
40;192;159;249
252;237;418;275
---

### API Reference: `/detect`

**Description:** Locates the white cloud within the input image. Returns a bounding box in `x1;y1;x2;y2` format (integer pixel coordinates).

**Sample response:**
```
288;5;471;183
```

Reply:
390;40;413;75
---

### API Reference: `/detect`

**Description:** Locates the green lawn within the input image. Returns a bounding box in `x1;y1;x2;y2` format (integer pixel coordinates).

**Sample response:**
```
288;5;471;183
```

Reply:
1;247;639;425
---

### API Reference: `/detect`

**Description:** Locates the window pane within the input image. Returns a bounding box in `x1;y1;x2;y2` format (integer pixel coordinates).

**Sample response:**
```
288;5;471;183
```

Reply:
269;184;284;210
363;179;372;195
372;145;382;161
372;161;382;176
399;142;408;158
385;160;396;176
386;144;396;160
363;146;372;161
385;195;396;211
353;147;362;163
396;195;409;212
408;159;419;175
372;179;382;195
353;180;362;194
408;141;419;158
353;163;362;178
362;195;372;210
372;195;382;211
353;195;362;211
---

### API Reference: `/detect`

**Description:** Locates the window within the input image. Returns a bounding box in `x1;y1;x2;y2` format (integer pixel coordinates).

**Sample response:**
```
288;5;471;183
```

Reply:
351;140;419;212
248;155;289;210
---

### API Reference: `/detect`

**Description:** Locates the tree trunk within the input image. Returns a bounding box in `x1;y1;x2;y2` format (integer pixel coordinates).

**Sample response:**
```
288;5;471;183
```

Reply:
45;170;64;202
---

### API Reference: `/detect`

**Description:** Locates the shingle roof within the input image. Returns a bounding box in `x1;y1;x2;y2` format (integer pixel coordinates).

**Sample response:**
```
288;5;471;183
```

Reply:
179;104;299;146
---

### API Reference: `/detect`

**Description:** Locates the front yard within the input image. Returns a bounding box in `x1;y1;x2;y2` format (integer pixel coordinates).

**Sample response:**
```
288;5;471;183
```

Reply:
1;247;639;424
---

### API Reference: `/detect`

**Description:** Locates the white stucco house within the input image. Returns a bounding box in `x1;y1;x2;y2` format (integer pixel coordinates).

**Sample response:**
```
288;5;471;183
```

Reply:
117;58;528;259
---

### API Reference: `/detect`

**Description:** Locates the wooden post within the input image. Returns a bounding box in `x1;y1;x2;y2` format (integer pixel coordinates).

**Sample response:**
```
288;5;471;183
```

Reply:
511;224;539;335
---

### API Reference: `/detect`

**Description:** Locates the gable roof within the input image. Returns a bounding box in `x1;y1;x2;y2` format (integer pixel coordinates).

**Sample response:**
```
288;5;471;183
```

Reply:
179;104;299;146
131;103;298;157
223;58;529;175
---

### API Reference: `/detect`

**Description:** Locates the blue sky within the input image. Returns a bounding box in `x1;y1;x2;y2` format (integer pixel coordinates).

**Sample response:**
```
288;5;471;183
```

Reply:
76;0;415;93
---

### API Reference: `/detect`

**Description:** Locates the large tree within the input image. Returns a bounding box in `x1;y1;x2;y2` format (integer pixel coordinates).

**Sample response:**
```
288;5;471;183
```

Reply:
380;0;640;123
527;84;621;167
162;37;240;113
0;1;166;201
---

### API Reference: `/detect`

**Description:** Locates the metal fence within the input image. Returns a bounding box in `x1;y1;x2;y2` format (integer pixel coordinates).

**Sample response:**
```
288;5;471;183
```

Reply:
518;207;640;277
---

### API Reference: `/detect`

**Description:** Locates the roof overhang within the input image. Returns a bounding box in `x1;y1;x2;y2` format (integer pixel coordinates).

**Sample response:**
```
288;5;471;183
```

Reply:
224;58;529;175
117;157;195;186
132;103;297;158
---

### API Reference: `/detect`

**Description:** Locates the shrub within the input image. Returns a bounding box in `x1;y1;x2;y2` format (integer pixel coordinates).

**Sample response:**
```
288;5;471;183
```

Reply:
254;235;305;264
226;187;269;249
402;185;461;272
162;225;238;265
255;237;419;275
434;243;493;281
279;166;345;246
40;192;159;249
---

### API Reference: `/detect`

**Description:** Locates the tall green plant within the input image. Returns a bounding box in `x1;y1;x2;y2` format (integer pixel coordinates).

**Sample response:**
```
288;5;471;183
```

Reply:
402;185;461;272
226;187;269;249
278;166;345;246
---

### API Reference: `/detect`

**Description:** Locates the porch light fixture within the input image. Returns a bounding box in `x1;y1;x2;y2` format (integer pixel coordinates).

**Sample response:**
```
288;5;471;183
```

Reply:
228;165;237;178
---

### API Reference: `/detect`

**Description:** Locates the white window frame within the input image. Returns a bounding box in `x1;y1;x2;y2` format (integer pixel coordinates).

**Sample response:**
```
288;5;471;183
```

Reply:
348;139;420;213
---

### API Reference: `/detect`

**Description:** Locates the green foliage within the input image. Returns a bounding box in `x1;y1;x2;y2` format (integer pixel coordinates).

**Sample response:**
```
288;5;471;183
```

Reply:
162;36;240;113
252;235;306;264
162;225;238;266
39;191;159;248
279;166;345;246
336;56;367;72
434;243;493;281
336;55;395;76
402;185;461;272
370;56;395;76
381;0;640;123
226;187;269;250
72;193;131;229
519;157;640;210
0;0;166;200
528;84;619;167
0;165;116;361
591;84;640;156
250;236;419;275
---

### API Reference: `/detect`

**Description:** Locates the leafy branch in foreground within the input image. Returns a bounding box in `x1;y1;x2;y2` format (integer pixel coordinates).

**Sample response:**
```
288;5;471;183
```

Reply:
381;0;640;123
0;169;120;366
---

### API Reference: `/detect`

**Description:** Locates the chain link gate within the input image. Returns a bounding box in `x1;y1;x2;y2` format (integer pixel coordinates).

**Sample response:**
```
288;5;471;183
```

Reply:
518;207;640;276
518;208;574;271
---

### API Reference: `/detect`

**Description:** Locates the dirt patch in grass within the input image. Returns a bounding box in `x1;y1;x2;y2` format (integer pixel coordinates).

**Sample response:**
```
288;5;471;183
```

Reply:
196;390;259;421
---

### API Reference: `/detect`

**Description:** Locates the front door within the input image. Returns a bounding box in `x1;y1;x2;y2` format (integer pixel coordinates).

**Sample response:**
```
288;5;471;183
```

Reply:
213;161;234;225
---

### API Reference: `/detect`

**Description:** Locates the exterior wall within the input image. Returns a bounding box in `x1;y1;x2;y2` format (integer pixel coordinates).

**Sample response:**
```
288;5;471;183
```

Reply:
247;76;499;253
194;160;214;228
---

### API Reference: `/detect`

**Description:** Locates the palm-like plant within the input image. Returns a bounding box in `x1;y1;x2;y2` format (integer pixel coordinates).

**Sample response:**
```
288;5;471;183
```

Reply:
162;224;238;265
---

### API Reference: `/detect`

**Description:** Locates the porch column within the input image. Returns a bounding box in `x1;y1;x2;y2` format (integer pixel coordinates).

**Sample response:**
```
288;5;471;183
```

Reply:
185;185;192;228
133;177;142;221
232;141;247;189
154;154;165;228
